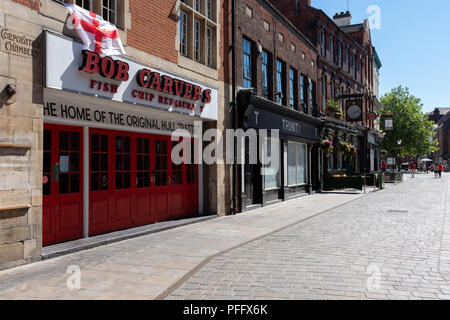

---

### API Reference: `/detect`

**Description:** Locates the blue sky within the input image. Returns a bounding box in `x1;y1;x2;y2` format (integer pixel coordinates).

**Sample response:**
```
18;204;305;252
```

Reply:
313;0;450;112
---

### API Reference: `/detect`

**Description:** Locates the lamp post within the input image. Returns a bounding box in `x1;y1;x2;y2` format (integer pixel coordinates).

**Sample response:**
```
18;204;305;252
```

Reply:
397;140;402;171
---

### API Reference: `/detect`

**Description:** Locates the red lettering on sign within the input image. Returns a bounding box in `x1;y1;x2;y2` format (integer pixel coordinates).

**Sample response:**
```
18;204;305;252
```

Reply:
114;60;129;81
149;72;162;91
162;75;174;95
80;50;100;74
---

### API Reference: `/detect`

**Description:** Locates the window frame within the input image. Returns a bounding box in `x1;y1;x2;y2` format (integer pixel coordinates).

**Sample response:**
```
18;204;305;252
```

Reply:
242;37;253;89
276;59;285;105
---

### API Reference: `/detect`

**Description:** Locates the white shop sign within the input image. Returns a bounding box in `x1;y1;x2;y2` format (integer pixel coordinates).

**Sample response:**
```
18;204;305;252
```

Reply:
45;31;218;121
44;88;195;135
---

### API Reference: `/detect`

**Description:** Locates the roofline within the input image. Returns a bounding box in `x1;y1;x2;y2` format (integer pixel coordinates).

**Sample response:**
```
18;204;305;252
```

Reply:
310;7;368;53
259;0;318;53
373;47;382;68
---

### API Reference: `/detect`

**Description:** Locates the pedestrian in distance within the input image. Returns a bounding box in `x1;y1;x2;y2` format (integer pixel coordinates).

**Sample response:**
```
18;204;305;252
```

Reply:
433;163;439;178
409;161;416;178
438;163;444;179
381;160;387;172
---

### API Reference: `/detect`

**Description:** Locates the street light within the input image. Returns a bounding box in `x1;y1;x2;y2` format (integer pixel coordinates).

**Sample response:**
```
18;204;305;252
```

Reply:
397;140;402;171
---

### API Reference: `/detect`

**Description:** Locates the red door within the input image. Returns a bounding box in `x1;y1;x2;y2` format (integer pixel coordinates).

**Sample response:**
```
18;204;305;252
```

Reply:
43;124;83;246
153;137;171;222
134;136;154;226
89;129;134;236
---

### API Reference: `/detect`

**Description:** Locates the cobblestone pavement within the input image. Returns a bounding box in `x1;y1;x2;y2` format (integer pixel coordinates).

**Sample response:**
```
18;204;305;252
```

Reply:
167;174;450;300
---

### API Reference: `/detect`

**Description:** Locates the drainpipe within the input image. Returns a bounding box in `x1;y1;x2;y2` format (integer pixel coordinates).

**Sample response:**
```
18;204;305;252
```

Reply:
231;0;238;214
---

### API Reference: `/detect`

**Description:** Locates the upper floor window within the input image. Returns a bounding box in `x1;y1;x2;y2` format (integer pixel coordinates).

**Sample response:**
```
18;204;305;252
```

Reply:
194;0;201;12
337;42;342;67
102;0;117;25
276;59;285;105
194;19;201;62
57;0;122;27
310;80;316;114
345;49;350;73
359;58;363;82
261;50;270;99
321;76;326;110
243;38;253;88
352;55;356;79
179;1;218;69
206;0;213;19
300;75;307;113
180;11;188;56
76;0;92;10
289;68;297;110
329;37;333;62
320;29;325;57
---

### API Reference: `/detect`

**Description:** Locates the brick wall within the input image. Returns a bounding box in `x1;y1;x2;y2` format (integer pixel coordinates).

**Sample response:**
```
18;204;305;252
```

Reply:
10;0;40;11
234;0;318;114
127;0;178;64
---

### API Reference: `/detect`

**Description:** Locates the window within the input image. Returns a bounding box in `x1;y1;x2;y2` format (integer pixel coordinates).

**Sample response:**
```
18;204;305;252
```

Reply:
345;48;349;73
264;20;270;31
180;11;188;56
243;38;253;88
359;58;363;82
352;54;356;79
206;27;213;67
329;37;333;62
194;19;201;62
320;29;325;57
310;80;316;114
321;76;326;110
194;0;201;12
289;68;297;110
287;142;308;186
246;5;253;18
263;137;280;190
179;1;217;68
300;75;307;113
337;42;342;67
76;0;92;10
291;43;296;52
276;59;285;105
115;136;131;190
136;138;150;188
206;0;213;19
102;0;117;25
331;82;335;100
261;50;270;99
279;33;284;43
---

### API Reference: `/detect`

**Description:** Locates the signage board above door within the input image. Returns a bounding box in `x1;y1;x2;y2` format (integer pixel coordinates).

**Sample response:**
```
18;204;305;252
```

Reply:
45;31;218;121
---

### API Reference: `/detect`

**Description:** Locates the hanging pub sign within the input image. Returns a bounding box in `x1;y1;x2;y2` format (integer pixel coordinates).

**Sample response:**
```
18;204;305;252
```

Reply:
345;99;363;122
45;31;218;121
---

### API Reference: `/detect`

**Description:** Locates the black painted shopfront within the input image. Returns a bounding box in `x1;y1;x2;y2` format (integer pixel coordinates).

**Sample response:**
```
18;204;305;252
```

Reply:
237;90;323;212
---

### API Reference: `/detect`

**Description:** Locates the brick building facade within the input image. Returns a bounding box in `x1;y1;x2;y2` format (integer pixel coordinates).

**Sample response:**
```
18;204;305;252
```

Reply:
0;0;229;269
269;0;383;177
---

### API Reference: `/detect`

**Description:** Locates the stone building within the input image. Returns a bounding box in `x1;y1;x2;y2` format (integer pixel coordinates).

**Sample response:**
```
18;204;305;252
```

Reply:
0;0;229;269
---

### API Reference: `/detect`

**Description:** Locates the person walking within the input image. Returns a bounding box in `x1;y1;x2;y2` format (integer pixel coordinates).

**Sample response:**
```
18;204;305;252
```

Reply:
409;161;416;178
381;160;387;172
433;163;439;178
438;163;444;179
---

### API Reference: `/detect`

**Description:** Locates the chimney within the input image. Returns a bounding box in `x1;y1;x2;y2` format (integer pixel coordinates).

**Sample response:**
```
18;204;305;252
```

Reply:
333;11;352;27
295;0;311;8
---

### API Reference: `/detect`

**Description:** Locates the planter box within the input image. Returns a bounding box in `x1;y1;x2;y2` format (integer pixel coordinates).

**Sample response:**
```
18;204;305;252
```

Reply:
323;175;364;191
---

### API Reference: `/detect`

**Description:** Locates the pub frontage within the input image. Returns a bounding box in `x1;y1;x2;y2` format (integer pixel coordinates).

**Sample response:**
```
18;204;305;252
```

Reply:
237;90;323;212
42;30;219;246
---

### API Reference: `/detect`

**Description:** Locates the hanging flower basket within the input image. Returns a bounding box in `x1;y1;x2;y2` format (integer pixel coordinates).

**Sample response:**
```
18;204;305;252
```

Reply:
325;100;343;120
321;139;334;156
338;141;357;159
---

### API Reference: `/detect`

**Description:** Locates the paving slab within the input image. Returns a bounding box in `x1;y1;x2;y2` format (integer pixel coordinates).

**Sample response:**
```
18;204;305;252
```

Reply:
0;186;375;299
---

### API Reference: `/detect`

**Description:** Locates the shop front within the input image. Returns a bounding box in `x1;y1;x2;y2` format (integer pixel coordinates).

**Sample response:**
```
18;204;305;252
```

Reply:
237;90;323;212
42;31;218;246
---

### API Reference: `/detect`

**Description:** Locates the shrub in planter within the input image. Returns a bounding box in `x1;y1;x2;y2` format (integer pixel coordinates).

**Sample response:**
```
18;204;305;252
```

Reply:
325;100;343;119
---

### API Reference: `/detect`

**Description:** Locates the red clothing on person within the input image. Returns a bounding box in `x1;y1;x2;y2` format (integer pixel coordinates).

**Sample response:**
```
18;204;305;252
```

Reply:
439;164;444;172
410;163;416;170
381;161;387;169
